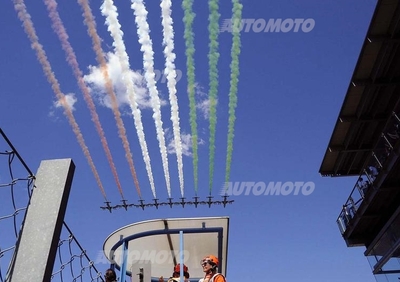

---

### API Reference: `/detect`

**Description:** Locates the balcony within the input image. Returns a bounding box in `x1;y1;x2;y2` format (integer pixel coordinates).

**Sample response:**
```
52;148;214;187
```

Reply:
337;112;400;247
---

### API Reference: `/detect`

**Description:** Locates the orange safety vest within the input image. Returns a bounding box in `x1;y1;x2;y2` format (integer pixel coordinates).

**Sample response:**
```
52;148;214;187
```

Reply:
199;273;226;282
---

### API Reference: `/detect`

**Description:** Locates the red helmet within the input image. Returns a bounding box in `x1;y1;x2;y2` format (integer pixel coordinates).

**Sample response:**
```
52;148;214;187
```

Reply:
174;263;188;273
202;255;219;266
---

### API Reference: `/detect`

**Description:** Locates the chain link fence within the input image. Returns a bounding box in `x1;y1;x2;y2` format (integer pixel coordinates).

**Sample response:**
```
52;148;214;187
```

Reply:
0;129;105;282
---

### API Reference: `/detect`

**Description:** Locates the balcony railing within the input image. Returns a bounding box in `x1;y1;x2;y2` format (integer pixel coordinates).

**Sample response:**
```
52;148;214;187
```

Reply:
337;112;400;235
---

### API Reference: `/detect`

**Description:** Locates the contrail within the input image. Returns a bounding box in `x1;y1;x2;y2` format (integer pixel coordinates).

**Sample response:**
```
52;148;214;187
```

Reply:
182;0;198;194
160;0;185;197
13;0;107;200
44;0;125;199
77;0;142;197
207;0;220;193
131;0;171;198
225;0;242;186
100;0;157;198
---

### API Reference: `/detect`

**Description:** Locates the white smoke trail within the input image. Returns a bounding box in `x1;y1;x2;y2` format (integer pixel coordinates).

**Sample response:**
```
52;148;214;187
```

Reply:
101;0;157;198
160;0;184;197
77;0;142;197
131;0;171;197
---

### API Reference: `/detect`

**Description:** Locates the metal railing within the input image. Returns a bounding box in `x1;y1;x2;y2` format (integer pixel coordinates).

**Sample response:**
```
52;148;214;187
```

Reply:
337;112;400;234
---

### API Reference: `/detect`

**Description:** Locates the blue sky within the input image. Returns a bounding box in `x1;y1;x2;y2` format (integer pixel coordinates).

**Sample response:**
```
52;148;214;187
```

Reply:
0;0;379;281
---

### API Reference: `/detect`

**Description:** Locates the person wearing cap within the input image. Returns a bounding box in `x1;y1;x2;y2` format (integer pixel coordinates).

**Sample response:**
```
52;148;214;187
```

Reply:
199;255;225;282
159;263;190;282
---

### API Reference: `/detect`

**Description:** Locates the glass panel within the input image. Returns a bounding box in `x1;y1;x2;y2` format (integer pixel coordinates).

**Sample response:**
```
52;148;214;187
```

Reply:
367;212;400;257
381;257;400;273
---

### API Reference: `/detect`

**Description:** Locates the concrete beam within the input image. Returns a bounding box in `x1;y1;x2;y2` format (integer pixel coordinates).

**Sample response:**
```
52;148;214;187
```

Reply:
7;159;75;282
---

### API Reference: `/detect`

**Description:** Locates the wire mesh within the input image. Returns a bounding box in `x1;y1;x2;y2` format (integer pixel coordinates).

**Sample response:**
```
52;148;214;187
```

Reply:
0;129;104;282
51;223;104;282
0;129;34;282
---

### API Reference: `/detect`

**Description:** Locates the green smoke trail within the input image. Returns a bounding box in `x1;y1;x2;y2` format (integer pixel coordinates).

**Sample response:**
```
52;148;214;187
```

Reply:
208;0;220;194
225;0;242;187
182;0;199;193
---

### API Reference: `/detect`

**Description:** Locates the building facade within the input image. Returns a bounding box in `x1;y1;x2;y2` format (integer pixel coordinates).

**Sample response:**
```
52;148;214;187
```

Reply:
320;0;400;281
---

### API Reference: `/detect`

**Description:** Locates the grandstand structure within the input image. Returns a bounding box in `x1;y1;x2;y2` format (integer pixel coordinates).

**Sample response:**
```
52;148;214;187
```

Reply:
319;0;400;280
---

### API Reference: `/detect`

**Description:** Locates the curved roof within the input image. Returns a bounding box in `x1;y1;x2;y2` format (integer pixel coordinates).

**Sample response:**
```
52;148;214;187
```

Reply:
103;217;229;281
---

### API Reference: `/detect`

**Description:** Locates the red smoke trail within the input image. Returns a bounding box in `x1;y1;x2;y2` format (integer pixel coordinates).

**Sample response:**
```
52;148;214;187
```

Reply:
44;0;125;199
77;0;142;197
13;0;107;199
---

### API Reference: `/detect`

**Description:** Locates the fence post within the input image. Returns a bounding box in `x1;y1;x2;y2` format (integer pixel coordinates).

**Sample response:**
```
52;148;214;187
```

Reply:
7;158;75;282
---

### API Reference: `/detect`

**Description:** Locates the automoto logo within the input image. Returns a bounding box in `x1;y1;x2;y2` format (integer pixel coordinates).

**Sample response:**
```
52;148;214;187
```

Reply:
220;181;315;196
220;18;315;33
95;249;190;265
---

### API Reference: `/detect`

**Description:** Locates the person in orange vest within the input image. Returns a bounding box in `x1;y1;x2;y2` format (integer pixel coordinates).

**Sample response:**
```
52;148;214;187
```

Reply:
159;263;190;282
199;255;226;282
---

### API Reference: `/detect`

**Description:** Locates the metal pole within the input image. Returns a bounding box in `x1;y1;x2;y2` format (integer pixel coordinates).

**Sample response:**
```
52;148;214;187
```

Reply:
180;231;184;282
119;236;128;282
